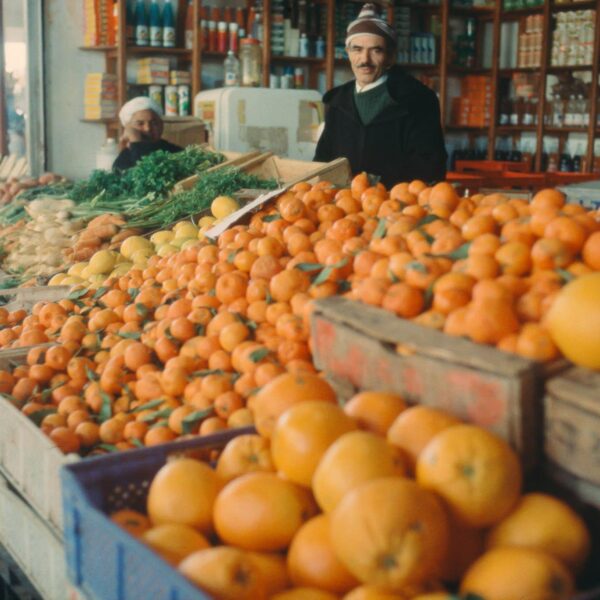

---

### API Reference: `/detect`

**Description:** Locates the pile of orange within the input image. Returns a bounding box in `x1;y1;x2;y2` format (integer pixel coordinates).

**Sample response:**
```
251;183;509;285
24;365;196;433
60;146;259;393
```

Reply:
0;175;598;455
111;383;591;600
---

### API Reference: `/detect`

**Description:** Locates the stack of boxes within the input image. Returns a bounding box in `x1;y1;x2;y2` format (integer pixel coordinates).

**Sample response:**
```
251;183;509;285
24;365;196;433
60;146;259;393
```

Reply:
136;58;171;85
517;15;543;68
83;73;118;120
451;76;492;127
83;0;116;46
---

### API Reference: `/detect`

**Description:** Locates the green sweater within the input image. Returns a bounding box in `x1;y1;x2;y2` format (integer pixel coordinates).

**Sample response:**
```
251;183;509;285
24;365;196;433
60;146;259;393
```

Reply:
353;82;397;125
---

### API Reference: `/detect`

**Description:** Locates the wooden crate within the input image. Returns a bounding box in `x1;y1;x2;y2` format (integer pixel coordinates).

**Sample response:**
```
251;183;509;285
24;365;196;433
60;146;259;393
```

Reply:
0;347;76;538
544;367;600;509
310;296;567;471
0;473;68;600
0;285;71;313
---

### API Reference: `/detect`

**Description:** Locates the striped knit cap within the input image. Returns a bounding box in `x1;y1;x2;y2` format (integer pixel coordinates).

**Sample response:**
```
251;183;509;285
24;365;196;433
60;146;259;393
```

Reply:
345;3;397;49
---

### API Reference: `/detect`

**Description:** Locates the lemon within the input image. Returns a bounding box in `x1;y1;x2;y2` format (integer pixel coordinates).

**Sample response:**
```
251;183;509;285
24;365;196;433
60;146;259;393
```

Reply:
61;275;84;285
197;215;217;228
68;262;88;277
181;239;200;250
197;229;206;240
88;273;107;285
88;249;117;275
211;196;239;220
131;247;154;261
48;273;67;286
171;237;194;249
120;235;153;260
111;262;133;277
150;230;175;246
174;222;199;239
80;265;93;279
157;243;177;257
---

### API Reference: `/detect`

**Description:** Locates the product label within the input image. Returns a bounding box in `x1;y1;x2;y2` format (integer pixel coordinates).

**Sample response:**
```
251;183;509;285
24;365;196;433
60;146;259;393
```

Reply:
185;30;194;49
136;25;149;45
225;72;238;86
150;26;162;47
163;26;176;47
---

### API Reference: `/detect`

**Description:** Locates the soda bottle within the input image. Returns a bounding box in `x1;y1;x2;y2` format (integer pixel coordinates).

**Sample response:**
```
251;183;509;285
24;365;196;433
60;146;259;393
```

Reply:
224;50;240;87
149;0;162;48
184;0;194;50
163;0;176;48
134;0;148;46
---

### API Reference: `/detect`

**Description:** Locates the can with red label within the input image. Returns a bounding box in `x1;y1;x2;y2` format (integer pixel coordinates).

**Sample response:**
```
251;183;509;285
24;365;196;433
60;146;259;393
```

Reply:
165;85;179;117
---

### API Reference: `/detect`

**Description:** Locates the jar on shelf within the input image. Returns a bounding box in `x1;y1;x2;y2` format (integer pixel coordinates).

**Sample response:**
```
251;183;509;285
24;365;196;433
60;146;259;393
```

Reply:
240;37;262;86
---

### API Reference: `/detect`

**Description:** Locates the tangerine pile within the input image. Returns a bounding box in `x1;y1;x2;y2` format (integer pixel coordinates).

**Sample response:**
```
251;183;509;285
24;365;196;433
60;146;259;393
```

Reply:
0;175;598;454
111;382;590;600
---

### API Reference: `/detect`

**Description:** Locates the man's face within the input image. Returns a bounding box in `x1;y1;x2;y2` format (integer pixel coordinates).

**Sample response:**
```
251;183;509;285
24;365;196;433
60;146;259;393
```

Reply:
129;109;163;142
347;34;394;87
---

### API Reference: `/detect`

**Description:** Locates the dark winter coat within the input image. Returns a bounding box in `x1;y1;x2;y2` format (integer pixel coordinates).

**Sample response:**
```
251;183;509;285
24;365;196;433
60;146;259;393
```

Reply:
314;66;447;187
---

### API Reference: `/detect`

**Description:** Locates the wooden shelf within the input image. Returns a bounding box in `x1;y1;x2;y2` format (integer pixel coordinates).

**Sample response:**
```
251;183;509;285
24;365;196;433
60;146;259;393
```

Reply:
544;126;591;133
551;1;599;12
447;65;493;75
202;51;228;60
450;5;495;17
81;118;118;124
546;65;594;73
502;6;545;18
446;125;490;131
126;46;192;56
271;55;326;65
79;45;117;52
496;125;538;133
499;67;542;75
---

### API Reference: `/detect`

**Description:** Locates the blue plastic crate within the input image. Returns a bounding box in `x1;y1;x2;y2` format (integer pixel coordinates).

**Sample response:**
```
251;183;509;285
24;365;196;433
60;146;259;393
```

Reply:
61;428;254;600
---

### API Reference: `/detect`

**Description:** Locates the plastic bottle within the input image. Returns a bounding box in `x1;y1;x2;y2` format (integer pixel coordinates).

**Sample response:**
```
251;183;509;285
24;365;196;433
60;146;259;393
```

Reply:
162;0;176;48
229;22;239;52
149;0;162;48
218;22;228;53
315;36;325;59
134;0;148;46
224;50;241;86
184;0;194;50
96;138;119;171
299;33;309;57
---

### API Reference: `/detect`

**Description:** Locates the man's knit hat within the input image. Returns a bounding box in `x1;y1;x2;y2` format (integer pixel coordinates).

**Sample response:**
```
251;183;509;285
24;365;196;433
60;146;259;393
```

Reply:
345;3;397;49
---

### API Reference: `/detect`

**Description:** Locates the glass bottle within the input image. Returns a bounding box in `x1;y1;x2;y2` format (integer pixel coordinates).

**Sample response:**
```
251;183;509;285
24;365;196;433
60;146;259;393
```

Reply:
240;38;262;86
224;50;241;86
162;0;176;48
134;0;148;46
149;0;162;48
552;95;564;128
184;0;194;50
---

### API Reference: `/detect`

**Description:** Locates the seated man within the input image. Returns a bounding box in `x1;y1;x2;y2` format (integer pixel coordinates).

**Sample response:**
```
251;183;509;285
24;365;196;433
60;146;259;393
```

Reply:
113;96;182;170
314;3;447;187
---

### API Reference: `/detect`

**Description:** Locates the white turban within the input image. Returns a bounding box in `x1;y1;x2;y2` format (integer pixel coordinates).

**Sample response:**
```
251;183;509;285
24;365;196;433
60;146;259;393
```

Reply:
119;96;163;127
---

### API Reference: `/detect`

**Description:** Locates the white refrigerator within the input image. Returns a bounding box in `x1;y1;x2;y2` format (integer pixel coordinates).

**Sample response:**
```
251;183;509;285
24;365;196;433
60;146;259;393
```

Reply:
193;87;324;161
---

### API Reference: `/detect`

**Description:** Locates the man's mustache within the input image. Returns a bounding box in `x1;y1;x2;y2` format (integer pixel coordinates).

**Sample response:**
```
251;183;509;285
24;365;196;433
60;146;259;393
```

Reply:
357;63;374;68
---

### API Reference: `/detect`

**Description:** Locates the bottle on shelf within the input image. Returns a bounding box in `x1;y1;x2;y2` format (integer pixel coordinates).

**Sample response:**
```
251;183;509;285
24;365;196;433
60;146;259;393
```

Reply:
315;36;325;59
200;7;208;51
559;152;573;172
229;23;239;53
126;1;135;44
236;8;246;39
134;0;148;47
498;97;511;126
299;33;310;57
162;0;176;48
552;95;564;128
564;95;577;127
218;21;228;53
209;9;219;52
149;0;162;48
253;0;264;42
184;0;194;50
224;50;241;87
240;37;262;87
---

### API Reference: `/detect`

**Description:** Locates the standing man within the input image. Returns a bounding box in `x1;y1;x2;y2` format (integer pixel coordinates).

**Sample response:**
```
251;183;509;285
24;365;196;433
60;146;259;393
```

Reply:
314;3;447;187
113;97;182;170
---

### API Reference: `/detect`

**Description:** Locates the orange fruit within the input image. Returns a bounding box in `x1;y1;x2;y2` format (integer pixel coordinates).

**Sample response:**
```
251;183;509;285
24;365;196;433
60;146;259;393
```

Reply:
142;524;210;565
247;552;290;596
252;372;337;438
287;514;359;594
146;458;221;533
545;273;600;369
460;547;573;600
312;430;406;513
386;406;461;473
178;546;266;600
271;401;357;487
213;472;307;551
582;230;600;270
486;493;591;573
416;424;522;527
343;391;407;436
270;588;338;600
110;509;151;537
330;478;449;590
216;433;275;481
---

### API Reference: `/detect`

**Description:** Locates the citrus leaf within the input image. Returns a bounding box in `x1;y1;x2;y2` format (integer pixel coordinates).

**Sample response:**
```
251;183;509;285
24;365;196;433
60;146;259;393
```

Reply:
555;268;575;284
96;443;119;452
195;324;206;336
227;251;238;264
130;438;144;448
388;269;400;284
135;303;149;318
181;407;215;434
337;280;352;292
429;242;471;261
372;217;387;239
93;286;109;300
262;213;281;223
245;320;258;330
191;368;225;377
118;331;141;340
99;392;113;422
128;288;140;299
418;228;435;244
140;408;173;423
67;287;89;300
265;290;273;305
85;366;99;382
405;261;428;273
312;266;333;286
249;347;270;363
424;283;434;309
129;398;164;413
150;419;170;429
27;408;57;427
294;262;324;272
245;386;263;397
416;214;441;227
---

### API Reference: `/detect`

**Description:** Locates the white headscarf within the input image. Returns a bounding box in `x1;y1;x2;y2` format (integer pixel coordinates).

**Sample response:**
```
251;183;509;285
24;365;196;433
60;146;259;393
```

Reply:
119;96;163;127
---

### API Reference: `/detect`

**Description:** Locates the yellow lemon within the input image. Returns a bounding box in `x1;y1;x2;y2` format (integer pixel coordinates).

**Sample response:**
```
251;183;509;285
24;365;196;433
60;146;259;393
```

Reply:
150;230;175;246
181;239;200;250
61;275;84;285
68;262;88;277
48;273;67;286
88;249;117;275
157;243;178;257
173;221;199;239
211;196;240;220
197;215;216;228
111;262;133;277
120;235;153;260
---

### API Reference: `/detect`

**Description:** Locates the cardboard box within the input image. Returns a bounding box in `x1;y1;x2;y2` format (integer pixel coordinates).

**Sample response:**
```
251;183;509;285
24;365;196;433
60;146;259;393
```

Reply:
310;296;567;470
162;118;208;148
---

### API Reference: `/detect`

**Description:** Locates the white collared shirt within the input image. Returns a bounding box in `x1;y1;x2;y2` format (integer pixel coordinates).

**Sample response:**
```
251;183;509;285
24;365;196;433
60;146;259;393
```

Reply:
355;73;388;94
